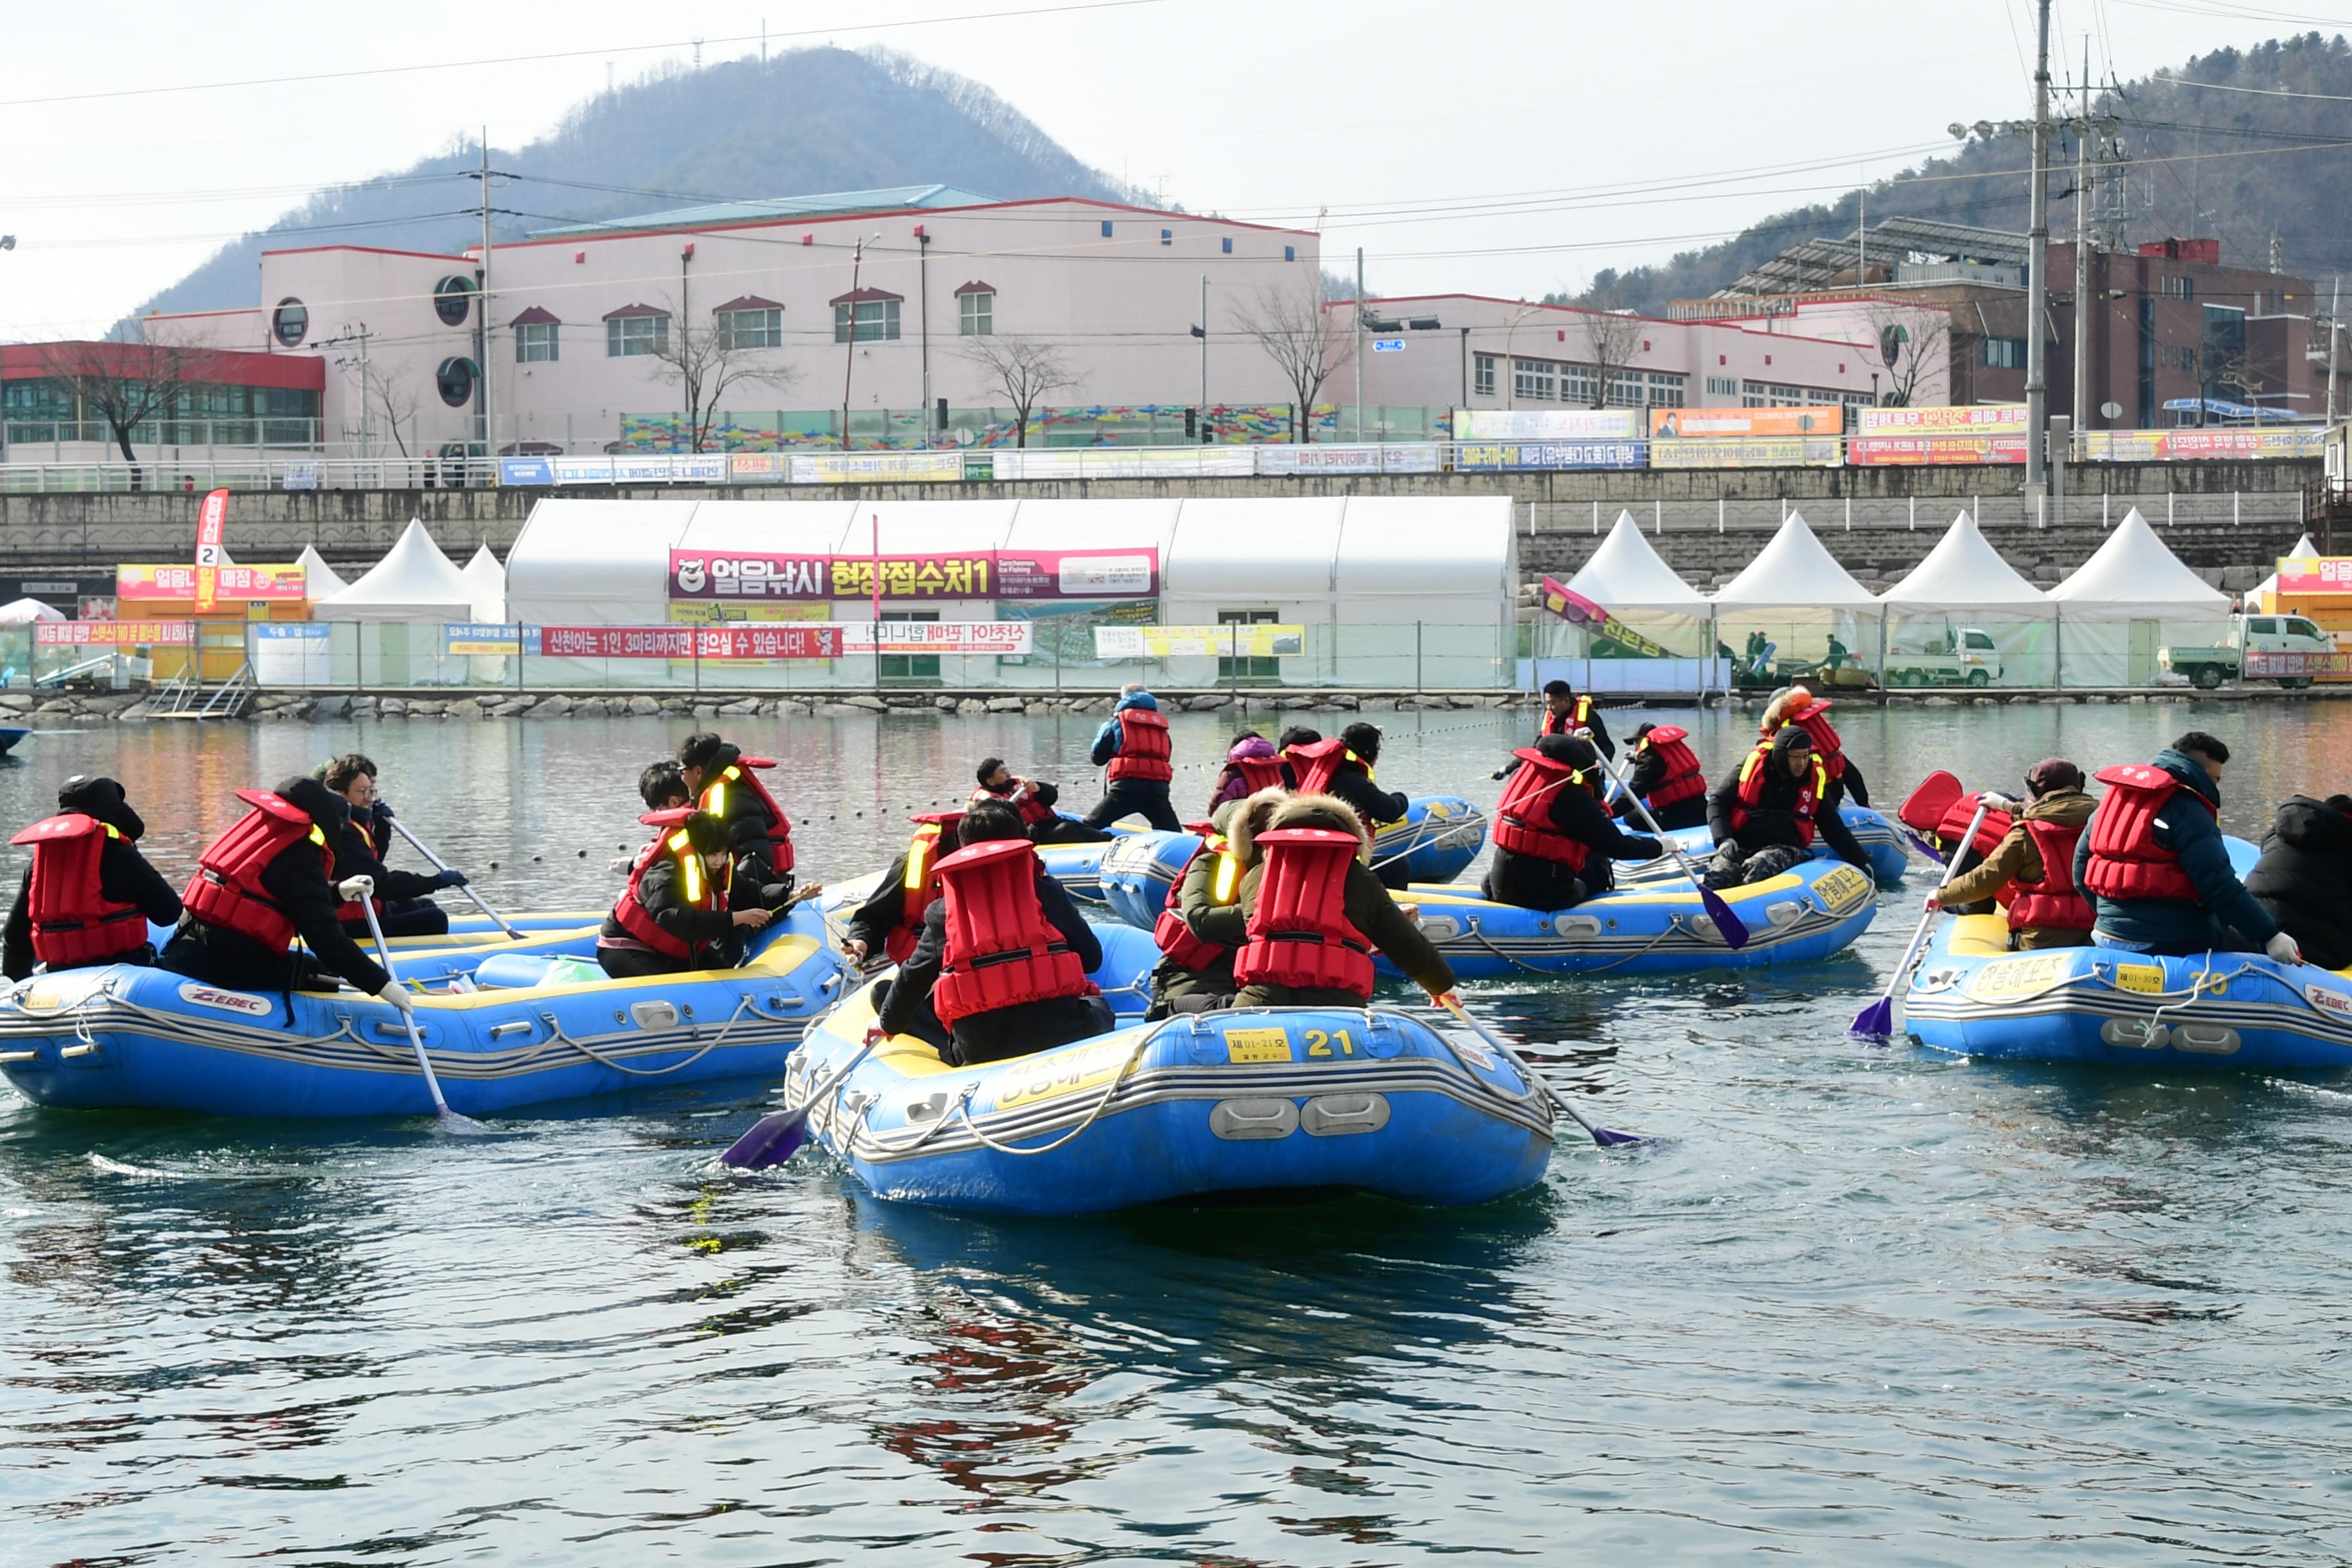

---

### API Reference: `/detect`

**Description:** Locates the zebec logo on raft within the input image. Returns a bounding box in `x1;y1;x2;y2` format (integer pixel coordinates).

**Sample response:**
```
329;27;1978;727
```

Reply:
176;983;273;1016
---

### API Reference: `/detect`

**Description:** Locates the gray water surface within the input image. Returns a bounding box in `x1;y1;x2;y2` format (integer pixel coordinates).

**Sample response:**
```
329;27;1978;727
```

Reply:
6;701;2352;1565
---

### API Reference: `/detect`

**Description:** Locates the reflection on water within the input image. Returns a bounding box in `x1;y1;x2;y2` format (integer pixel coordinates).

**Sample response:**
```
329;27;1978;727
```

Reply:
6;703;2352;1560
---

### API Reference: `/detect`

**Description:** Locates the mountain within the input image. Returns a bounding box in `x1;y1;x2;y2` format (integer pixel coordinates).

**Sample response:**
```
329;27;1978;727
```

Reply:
1563;32;2352;315
128;46;1140;324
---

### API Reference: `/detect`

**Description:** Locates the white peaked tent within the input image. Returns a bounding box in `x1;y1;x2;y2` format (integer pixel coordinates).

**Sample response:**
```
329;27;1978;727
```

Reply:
1879;512;2055;686
296;544;348;600
312;519;475;623
1879;512;2050;609
0;598;65;625
1550;511;1719;694
462;544;506;623
1710;511;1878;610
2048;507;2233;685
2249;532;2318;611
1567;512;1711;613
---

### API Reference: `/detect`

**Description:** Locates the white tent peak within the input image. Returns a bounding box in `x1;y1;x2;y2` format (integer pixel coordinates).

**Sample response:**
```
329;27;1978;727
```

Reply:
2048;507;2231;616
1880;511;2050;607
295;544;348;600
462;542;507;623
2249;532;2318;607
1711;511;1877;609
0;598;65;625
313;519;475;622
1565;511;1709;614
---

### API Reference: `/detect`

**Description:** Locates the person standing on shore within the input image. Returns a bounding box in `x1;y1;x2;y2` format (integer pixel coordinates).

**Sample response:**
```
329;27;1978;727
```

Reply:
1080;685;1182;832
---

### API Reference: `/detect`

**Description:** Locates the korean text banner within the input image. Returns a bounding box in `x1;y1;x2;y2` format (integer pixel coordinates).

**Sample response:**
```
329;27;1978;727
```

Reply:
444;623;539;656
1648;436;1842;469
117;564;308;602
1857;404;2029;435
1455;409;1642;441
1650;407;1843;438
1847;435;2027;467
1456;440;1645;471
832;622;1035;655
37;620;195;646
2276;556;2352;594
1093;624;1304;659
538;625;845;660
2080;427;2325;462
667;548;1158;602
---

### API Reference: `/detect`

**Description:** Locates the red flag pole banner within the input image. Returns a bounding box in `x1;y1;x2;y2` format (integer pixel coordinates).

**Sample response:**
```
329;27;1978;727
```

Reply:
194;489;230;614
1538;575;1672;660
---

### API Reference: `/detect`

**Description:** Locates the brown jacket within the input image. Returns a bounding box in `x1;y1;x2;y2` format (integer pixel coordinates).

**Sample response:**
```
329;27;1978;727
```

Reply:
1937;788;2096;947
1190;792;1456;995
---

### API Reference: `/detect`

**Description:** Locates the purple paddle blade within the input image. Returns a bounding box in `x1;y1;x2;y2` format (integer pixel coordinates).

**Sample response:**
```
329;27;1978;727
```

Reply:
720;1107;814;1170
1696;885;1751;948
1849;997;1896;1041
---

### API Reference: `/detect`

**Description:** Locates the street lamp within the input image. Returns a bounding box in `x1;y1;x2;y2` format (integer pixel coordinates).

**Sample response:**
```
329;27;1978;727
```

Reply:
1502;302;1542;411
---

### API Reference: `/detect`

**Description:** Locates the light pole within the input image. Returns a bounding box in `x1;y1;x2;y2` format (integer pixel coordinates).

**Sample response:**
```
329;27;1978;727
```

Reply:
839;237;865;453
1503;303;1541;411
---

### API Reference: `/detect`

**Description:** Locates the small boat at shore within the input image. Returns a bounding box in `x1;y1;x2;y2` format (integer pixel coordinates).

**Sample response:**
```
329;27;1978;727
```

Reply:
1905;912;2352;1071
0;907;853;1120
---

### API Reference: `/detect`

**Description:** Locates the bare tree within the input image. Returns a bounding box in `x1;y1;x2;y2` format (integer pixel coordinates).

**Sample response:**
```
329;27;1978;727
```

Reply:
1578;289;1647;411
1857;305;1953;407
962;335;1077;448
37;331;204;490
1232;276;1352;442
645;293;798;452
355;357;418;460
2203;341;2275;423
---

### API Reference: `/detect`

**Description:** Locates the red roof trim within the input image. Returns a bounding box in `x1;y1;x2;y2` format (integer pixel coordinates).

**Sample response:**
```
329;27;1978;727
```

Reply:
257;242;476;264
600;302;671;320
953;279;995;297
509;306;560;326
490;195;1317;251
0;341;324;390
828;286;904;306
710;294;783;313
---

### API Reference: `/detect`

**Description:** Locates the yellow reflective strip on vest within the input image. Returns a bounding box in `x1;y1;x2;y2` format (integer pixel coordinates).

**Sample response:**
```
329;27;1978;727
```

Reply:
1211;850;1240;903
904;828;938;890
102;823;121;841
680;848;703;904
308;825;326;847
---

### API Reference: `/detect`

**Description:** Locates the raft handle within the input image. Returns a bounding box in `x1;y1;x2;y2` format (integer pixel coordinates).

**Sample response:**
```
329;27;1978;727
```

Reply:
0;1048;38;1063
59;1043;99;1060
489;1021;533;1039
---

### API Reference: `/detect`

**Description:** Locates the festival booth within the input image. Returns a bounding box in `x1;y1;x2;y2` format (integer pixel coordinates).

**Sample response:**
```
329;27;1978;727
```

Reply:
307;520;478;687
2046;507;2233;686
297;545;348;601
1529;511;1720;695
1877;511;2056;687
1709;511;1883;689
2248;533;2318;614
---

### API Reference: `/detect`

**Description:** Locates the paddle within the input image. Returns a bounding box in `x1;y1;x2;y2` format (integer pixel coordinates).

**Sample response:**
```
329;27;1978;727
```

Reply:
720;1029;885;1169
356;883;489;1134
1594;752;1749;949
1897;770;1965;838
1851;795;1993;1042
380;814;524;941
1437;997;1644;1147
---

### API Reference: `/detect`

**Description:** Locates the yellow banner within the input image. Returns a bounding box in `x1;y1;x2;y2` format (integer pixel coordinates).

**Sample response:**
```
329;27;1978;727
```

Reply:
1093;624;1305;658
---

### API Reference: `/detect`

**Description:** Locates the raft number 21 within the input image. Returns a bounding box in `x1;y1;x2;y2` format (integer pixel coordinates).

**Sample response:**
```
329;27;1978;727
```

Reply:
1224;1028;1355;1064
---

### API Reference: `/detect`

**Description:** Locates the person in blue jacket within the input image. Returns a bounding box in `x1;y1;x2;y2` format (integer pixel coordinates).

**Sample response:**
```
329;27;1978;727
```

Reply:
2072;731;2301;963
1081;685;1183;832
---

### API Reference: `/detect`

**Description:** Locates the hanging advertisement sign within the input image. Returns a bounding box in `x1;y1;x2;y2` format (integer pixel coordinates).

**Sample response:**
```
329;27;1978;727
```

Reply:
785;451;965;484
36;621;197;647
117;564;309;603
2078;427;2325;462
1093;624;1304;659
667;547;1158;602
1647;437;1843;469
1255;443;1443;475
1846;435;2028;467
1649;407;1843;438
1456;440;1646;471
988;447;1257;480
536;625;844;660
2246;649;2352;678
193;488;229;613
1857;404;2029;435
832;622;1035;655
2275;556;2352;594
1455;409;1642;441
443;623;538;656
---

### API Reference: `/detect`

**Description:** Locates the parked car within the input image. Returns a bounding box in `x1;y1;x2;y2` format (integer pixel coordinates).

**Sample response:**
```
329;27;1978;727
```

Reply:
1885;625;2004;687
2161;614;2337;689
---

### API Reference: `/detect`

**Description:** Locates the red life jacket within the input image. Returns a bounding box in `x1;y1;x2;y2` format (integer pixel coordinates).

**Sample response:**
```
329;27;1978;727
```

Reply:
1231;754;1288;794
930;837;1099;1027
2081;764;2208;903
610;808;726;963
1730;744;1826;847
1541;694;1594;738
1286;738;1364;799
970;780;1057;828
1105;707;1173;783
182;790;337;950
1636;725;1706;811
700;757;795;874
1232;828;1376;997
9;813;148;968
1490;748;1594;872
887;812;961;965
2008;814;2095;931
1781;702;1847;783
1934;795;2014;859
1153;831;1239;972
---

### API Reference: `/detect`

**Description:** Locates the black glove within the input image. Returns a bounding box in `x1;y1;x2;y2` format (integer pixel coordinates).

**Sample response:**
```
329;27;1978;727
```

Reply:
373;798;395;821
433;868;467;889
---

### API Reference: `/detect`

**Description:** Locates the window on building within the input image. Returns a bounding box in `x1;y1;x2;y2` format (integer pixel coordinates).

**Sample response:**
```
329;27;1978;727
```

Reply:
1473;353;1496;397
271;298;308;348
1101;220;1115;237
834;296;902;343
1161;228;1173;246
435;356;478;407
2161;275;2195;300
514;321;558;362
1221;237;1233;255
1643;371;1687;407
1560;364;1598;405
1978;336;2026;369
716;306;783;349
959;290;994;336
1283;245;1295;262
1705;375;1740;398
1514;359;1556;400
607;311;669;357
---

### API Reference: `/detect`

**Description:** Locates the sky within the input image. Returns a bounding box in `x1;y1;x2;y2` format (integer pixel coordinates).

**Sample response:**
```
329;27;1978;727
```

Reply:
0;0;2333;338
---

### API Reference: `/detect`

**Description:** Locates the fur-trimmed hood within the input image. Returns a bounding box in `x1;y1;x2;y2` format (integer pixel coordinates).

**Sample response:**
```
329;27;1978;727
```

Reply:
1229;789;1371;868
1759;684;1821;734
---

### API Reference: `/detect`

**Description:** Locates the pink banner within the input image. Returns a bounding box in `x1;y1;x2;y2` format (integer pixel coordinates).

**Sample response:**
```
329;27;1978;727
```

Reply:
538;625;842;660
1846;435;2028;467
37;620;196;647
2275;556;2352;594
2246;649;2352;678
667;546;1157;602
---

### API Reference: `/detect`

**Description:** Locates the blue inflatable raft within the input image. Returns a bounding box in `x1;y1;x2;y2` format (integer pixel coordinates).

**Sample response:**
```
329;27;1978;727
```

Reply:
776;979;1556;1215
1904;914;2352;1072
1611;805;1912;890
0;906;853;1119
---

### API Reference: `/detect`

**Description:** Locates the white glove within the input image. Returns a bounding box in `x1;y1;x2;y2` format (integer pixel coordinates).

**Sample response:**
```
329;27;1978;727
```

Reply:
1979;792;2019;812
337;875;375;904
376;981;415;1015
2266;931;2304;966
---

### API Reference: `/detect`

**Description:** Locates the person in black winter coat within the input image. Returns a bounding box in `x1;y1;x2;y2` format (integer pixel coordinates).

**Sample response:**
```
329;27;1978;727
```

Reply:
1609;721;1711;832
877;801;1112;1067
3;776;182;981
322;754;463;937
1702;727;1870;889
159;776;396;1001
1482;734;1662;910
596;810;774;979
1321;724;1415;888
2248;794;2352;969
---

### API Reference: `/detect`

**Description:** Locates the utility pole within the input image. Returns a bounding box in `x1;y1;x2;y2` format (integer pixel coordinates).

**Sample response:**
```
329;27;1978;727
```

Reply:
840;237;864;453
355;324;372;465
1353;247;1366;444
2025;0;2052;493
2073;39;2092;433
478;130;496;465
2330;275;2342;429
1198;274;1208;444
1857;184;1866;285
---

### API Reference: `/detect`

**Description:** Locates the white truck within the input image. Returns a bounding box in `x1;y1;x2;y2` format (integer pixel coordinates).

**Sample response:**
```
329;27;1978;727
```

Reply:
1883;625;2004;687
2160;614;2340;689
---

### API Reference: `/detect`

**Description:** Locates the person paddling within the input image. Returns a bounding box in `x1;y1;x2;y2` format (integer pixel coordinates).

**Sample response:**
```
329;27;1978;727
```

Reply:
1484;734;1662;912
1924;758;2096;950
3;776;182;981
